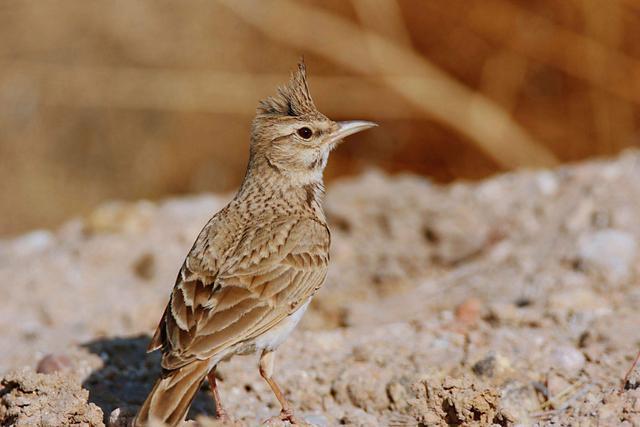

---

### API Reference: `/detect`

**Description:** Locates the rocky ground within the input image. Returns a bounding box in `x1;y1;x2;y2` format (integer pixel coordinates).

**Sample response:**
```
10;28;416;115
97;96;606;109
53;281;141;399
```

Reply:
2;151;640;426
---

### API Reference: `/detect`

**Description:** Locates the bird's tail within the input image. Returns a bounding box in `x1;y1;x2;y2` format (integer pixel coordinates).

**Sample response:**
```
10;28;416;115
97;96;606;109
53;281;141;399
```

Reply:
133;359;210;427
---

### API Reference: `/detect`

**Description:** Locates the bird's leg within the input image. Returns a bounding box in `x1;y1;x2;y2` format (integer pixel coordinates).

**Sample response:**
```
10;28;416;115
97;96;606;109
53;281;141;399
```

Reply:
259;350;308;426
207;369;231;422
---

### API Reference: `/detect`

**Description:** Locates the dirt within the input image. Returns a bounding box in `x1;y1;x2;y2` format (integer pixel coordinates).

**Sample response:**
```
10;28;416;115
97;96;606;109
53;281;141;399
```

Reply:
0;369;103;426
2;151;640;426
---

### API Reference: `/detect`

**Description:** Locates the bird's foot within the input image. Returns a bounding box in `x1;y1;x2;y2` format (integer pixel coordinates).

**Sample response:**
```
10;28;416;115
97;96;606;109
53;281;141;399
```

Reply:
262;408;311;426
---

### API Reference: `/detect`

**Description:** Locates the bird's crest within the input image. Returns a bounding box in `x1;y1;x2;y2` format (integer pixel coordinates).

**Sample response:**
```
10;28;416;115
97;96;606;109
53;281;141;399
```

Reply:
257;60;318;118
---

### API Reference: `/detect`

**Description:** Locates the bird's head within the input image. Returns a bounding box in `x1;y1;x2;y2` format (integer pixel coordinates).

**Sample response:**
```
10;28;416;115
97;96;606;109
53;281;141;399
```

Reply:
249;61;376;185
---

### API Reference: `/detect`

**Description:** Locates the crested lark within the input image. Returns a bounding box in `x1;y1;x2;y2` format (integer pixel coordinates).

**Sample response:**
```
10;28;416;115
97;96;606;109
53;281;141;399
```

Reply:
133;61;376;426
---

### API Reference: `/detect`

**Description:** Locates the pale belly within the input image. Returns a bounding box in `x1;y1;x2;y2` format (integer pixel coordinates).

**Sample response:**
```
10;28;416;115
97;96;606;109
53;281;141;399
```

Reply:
253;299;310;351
209;299;311;367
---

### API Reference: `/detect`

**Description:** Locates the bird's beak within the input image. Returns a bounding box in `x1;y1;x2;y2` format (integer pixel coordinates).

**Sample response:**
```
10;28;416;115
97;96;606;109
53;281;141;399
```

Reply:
330;120;378;145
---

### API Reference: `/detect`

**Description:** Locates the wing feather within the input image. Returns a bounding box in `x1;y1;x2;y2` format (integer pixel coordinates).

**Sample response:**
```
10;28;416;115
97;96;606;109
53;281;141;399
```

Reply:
153;216;329;370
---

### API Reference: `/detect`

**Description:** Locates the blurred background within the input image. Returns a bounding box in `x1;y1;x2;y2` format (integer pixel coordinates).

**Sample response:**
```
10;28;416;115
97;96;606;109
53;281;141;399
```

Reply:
1;0;639;236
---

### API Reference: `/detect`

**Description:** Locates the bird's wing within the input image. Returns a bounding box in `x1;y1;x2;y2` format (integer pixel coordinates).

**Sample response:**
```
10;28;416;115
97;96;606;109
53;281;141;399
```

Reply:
151;216;330;370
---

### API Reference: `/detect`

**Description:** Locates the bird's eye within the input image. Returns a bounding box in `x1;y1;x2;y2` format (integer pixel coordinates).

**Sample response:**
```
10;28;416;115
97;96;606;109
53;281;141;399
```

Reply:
297;127;313;139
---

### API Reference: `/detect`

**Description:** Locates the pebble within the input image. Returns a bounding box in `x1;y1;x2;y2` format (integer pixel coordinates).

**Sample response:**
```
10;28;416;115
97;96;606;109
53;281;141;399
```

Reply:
84;200;156;234
108;407;137;427
536;171;558;196
36;353;73;374
472;353;512;379
454;298;482;328
339;407;379;426
11;230;54;257
549;346;586;375
303;413;329;427
387;382;408;409
132;252;156;281
578;229;637;283
548;288;610;316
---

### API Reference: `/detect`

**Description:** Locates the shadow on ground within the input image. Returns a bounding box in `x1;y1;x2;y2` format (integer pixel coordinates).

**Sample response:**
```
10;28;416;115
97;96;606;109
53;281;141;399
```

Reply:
82;335;216;422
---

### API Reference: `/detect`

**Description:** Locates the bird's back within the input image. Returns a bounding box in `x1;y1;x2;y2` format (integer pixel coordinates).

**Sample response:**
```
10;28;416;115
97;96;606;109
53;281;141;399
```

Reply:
148;181;330;369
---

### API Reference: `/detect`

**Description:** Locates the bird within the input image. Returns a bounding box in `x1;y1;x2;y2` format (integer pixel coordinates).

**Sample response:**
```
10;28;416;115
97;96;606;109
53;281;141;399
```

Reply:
133;60;377;426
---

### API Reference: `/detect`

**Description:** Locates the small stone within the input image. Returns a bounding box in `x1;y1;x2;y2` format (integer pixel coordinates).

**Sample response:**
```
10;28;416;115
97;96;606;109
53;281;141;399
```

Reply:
549;346;585;375
132;252;156;281
109;408;123;426
302;413;329;427
84;200;156;234
387;382;408;410
331;362;392;411
11;230;54;257
548;288;610;316
536;171;558;196
472;353;512;380
565;199;595;233
36;354;73;374
108;406;137;427
428;209;490;265
578;229;637;283
454;298;482;328
339;407;379;426
0;368;103;425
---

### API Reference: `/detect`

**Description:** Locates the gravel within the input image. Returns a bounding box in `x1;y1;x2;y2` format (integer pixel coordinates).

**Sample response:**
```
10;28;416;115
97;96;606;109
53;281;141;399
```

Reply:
2;150;640;426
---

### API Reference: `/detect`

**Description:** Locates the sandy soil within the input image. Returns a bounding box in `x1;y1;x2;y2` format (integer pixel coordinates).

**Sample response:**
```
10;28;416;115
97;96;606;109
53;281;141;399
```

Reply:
2;151;640;426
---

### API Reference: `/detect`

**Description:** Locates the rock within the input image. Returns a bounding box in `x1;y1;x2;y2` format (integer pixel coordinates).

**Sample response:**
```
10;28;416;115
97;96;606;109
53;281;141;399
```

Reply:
427;208;490;265
300;414;329;427
84;200;156;234
499;381;539;424
407;375;512;426
471;353;512;380
549;346;586;376
331;362;391;412
108;407;138;427
387;382;409;411
565;199;595;233
131;252;156;281
454;297;482;329
9;230;55;257
536;171;558;196
338;407;379;426
36;353;74;374
548;288;610;316
2;151;640;425
578;229;637;283
0;368;103;426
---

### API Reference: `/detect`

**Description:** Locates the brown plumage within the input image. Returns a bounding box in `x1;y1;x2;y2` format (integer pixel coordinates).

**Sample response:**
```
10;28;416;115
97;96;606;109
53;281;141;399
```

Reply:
133;61;376;426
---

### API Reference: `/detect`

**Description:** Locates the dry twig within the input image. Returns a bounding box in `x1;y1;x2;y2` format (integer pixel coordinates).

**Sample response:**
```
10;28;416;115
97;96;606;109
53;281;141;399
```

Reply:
218;0;558;169
622;348;640;390
427;0;640;105
531;383;591;418
0;60;415;118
